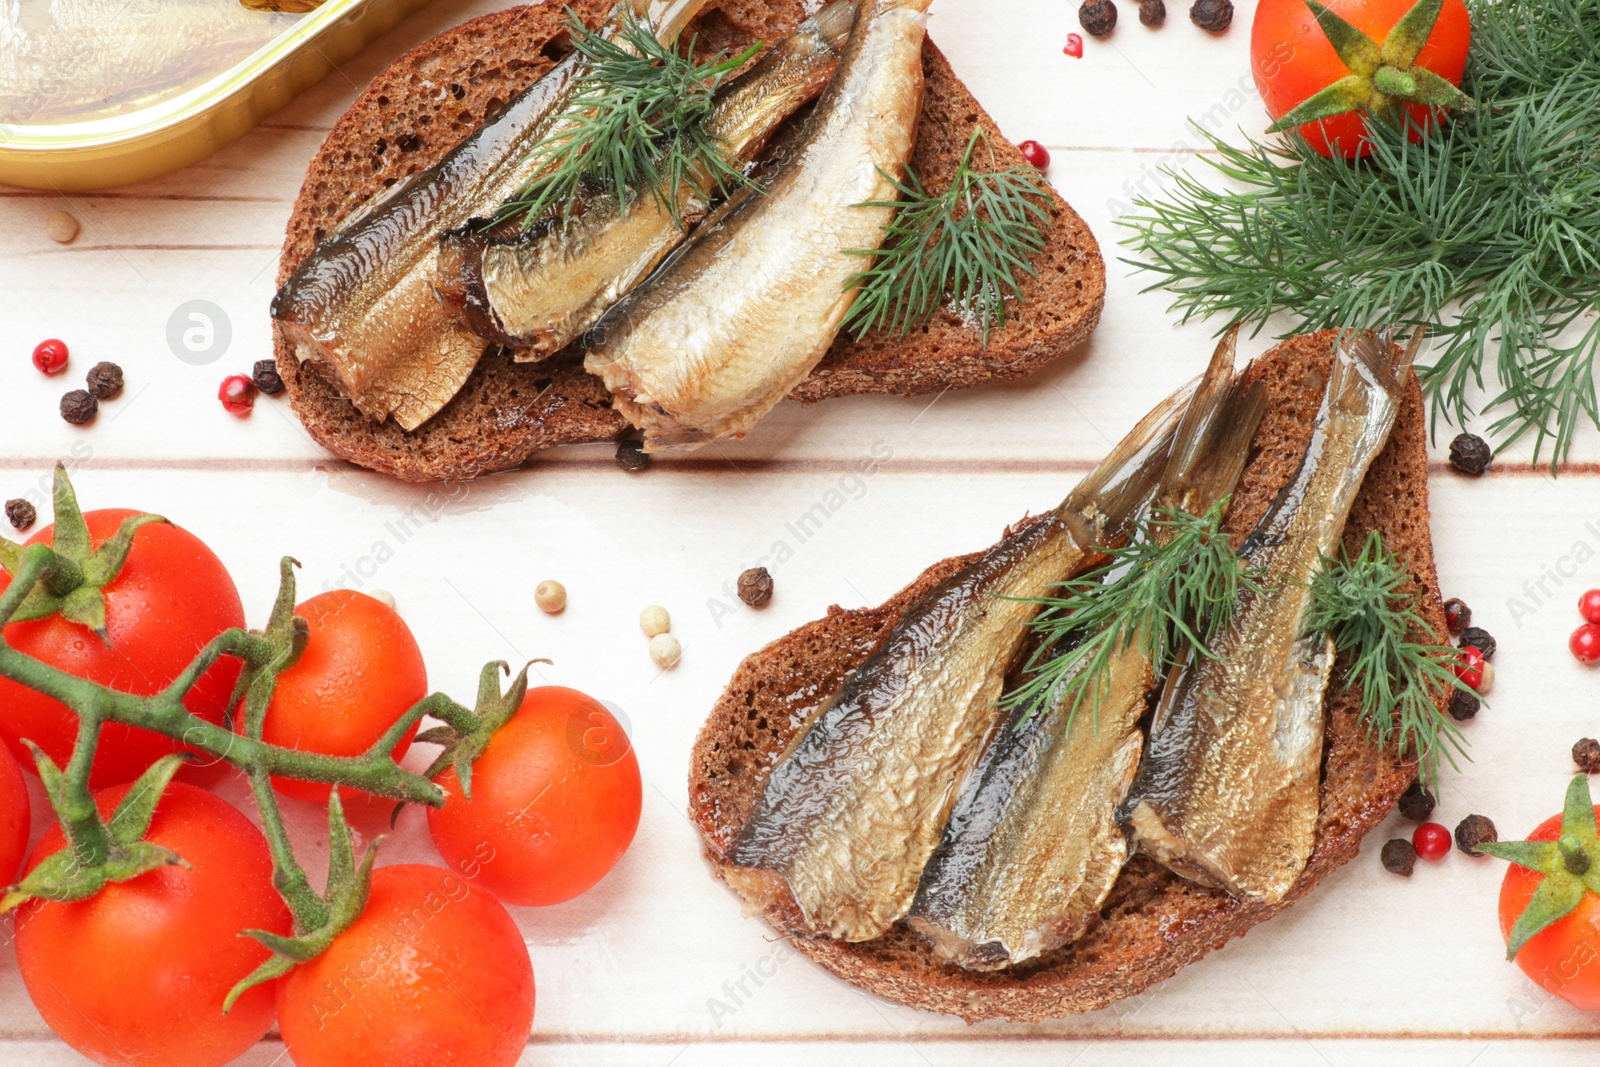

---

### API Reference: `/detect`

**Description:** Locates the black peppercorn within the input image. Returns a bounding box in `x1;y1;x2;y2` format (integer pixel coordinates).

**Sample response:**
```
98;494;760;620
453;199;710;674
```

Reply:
1079;0;1117;36
1458;626;1496;660
1398;780;1435;822
1442;597;1470;634
615;439;650;472
1189;0;1233;31
1447;687;1480;721
5;498;35;532
85;361;123;401
1448;432;1492;475
252;359;285;396
1137;0;1166;25
1381;838;1416;876
737;567;775;608
60;389;97;425
1455;814;1497;855
1574;738;1600;774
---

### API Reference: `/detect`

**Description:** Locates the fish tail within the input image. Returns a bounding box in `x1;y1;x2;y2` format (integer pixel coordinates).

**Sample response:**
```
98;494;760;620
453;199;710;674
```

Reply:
1061;380;1195;531
1183;379;1267;514
1157;328;1240;501
1332;327;1416;409
809;0;863;40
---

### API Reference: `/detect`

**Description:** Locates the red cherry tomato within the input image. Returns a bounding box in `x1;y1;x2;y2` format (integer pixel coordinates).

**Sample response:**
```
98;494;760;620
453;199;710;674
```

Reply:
1571;623;1600;666
1017;140;1051;170
218;375;256;417
277;863;535;1067
14;782;290;1067
1413;822;1452;860
1498;807;1600;1009
1250;0;1471;158
428;686;641;907
0;509;245;789
243;589;426;804
31;340;68;376
0;743;28;882
1579;589;1600;626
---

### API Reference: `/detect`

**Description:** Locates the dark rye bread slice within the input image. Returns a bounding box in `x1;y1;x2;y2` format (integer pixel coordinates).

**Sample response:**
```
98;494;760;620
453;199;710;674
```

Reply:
275;0;1105;482
687;329;1444;1023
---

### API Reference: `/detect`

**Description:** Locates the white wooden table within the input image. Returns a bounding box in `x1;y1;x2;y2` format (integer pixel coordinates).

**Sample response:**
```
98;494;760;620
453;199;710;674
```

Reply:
4;0;1600;1062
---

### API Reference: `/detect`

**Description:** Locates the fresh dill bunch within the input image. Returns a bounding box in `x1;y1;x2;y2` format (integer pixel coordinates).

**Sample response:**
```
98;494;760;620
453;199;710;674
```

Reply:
1118;0;1600;466
1307;530;1470;786
501;9;762;227
1005;499;1256;729
844;127;1051;346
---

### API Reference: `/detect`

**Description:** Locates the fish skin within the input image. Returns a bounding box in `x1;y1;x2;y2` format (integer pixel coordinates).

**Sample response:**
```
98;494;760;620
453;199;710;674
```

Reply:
583;0;929;452
270;0;711;432
906;334;1267;971
725;379;1197;943
437;0;858;359
1120;330;1416;905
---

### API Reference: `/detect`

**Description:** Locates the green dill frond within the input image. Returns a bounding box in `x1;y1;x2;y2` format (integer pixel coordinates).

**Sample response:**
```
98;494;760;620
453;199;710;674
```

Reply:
844;127;1051;346
1308;530;1471;786
1118;0;1600;466
500;9;762;227
1004;499;1255;730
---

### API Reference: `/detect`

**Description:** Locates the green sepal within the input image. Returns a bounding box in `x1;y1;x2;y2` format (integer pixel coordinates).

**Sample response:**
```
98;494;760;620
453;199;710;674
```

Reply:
2;754;190;912
1477;776;1600;961
1274;0;1474;138
1380;0;1445;66
108;755;189;844
223;789;382;1013
418;660;542;802
0;467;167;638
1304;0;1383;73
1266;74;1372;132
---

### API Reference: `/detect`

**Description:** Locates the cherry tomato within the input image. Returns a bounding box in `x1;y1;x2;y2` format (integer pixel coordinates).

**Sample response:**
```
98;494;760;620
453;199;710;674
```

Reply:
0;743;28;882
1571;623;1600;666
1498;807;1600;1009
1250;0;1471;158
243;589;426;804
1579;589;1600;626
14;782;289;1067
428;686;641;907
0;509;245;789
277;863;534;1067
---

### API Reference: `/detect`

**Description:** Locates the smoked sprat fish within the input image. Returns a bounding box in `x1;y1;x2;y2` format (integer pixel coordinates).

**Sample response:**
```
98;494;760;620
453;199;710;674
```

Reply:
1120;330;1417;904
436;0;858;358
271;0;712;431
584;0;929;452
724;379;1199;943
906;334;1266;970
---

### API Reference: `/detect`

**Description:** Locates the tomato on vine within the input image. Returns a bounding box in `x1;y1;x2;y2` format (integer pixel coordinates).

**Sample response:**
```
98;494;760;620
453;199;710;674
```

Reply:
13;781;290;1067
1478;776;1600;1010
1251;0;1472;158
428;685;641;907
0;506;245;789
0;743;28;882
244;588;427;803
276;863;535;1067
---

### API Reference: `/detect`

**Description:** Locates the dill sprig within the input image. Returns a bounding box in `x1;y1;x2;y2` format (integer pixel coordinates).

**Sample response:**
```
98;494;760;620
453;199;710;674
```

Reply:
1005;500;1256;729
1119;0;1600;466
500;9;762;227
1307;531;1471;785
844;127;1051;346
